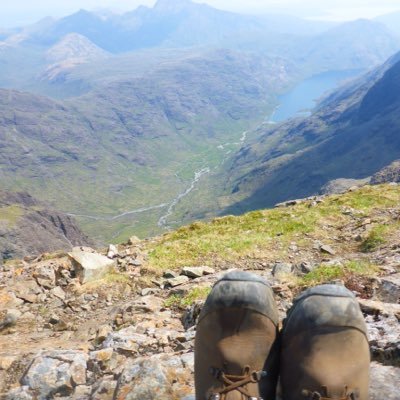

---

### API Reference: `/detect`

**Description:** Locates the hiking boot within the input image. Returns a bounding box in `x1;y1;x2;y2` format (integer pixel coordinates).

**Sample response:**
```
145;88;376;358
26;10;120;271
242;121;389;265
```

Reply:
195;270;280;400
280;284;370;400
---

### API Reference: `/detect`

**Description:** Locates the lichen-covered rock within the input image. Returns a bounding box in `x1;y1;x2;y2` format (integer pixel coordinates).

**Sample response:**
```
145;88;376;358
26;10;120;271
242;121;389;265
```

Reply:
21;350;88;399
102;326;155;354
114;353;194;400
5;386;33;400
370;362;400;399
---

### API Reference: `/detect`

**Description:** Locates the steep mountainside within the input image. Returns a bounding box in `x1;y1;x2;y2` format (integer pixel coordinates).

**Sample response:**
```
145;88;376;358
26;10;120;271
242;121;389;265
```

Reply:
0;191;91;261
184;51;400;217
0;50;294;241
371;160;400;184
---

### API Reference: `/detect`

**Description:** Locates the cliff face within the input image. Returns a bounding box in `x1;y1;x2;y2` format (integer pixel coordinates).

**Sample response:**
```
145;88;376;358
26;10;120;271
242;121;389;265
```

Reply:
0;191;92;260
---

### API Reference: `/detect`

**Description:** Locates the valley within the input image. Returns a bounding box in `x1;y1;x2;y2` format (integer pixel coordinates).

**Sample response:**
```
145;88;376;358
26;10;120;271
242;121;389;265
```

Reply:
1;0;400;246
1;1;400;399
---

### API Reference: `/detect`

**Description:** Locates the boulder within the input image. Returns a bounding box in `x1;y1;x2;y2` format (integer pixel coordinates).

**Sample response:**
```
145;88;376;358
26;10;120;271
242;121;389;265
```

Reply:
107;244;119;259
113;353;194;400
165;275;190;287
319;244;336;255
33;265;56;289
181;266;214;278
370;362;400;399
21;350;88;399
375;273;400;304
68;251;115;283
272;262;293;277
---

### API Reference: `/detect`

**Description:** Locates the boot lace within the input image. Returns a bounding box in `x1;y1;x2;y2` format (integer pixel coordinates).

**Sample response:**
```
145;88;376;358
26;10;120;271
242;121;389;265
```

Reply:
302;385;358;400
207;365;267;400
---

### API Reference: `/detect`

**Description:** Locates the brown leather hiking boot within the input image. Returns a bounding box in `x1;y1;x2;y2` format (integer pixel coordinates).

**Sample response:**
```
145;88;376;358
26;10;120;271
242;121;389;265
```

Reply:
195;271;279;400
280;284;370;400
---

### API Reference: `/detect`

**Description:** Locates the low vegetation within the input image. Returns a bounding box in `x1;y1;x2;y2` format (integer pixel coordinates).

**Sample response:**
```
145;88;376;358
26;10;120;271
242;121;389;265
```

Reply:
164;286;211;309
148;184;400;272
299;260;379;286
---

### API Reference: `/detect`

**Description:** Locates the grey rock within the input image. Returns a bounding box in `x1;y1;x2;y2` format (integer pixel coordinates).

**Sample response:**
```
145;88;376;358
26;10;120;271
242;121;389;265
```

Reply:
141;287;158;296
68;251;115;283
165;275;190;287
182;301;204;330
369;362;400;399
319;244;336;255
163;270;179;279
91;377;117;400
0;309;21;330
21;350;88;400
114;353;194;399
5;386;33;400
299;261;315;273
272;262;293;277
33;265;56;288
50;286;66;300
181;266;205;278
107;244;119;259
102;326;155;354
375;273;400;304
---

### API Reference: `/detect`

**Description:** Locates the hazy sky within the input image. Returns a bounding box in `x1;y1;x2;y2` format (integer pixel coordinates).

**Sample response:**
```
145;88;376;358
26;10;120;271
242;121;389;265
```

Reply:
2;0;400;28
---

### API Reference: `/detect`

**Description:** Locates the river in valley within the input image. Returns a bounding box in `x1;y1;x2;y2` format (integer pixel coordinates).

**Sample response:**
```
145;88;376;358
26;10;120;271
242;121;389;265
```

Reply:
268;69;364;123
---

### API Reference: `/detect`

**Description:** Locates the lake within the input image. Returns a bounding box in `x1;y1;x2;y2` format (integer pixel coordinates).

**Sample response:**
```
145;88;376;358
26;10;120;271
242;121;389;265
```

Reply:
269;69;364;123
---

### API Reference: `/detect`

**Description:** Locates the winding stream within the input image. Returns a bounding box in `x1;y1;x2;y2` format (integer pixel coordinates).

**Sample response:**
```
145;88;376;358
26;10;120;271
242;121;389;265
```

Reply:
157;167;210;227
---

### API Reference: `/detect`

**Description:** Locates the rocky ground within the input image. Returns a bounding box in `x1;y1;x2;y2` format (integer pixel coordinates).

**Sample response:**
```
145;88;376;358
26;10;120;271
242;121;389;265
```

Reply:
1;187;400;399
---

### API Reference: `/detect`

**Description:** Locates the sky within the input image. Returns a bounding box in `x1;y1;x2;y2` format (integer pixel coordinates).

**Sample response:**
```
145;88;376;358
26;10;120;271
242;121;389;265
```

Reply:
1;0;400;28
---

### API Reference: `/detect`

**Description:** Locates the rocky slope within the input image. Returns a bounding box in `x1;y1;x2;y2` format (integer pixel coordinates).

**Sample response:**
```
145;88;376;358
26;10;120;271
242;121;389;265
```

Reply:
0;191;92;261
211;49;400;216
0;184;399;398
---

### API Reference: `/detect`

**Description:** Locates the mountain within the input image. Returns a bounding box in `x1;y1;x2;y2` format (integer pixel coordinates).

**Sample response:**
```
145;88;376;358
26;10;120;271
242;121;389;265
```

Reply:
17;1;333;53
45;33;108;63
0;49;294;241
0;2;398;99
189;51;400;216
0;191;91;261
41;33;109;83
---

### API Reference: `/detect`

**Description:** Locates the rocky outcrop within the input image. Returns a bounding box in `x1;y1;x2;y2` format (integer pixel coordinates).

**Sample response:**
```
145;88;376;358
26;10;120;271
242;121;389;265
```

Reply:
0;190;92;261
371;160;400;184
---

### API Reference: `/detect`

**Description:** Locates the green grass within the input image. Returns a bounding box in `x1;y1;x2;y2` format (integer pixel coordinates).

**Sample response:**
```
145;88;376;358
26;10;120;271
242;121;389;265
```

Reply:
164;286;211;309
360;225;388;252
299;260;379;286
0;205;24;227
148;207;320;270
147;184;400;272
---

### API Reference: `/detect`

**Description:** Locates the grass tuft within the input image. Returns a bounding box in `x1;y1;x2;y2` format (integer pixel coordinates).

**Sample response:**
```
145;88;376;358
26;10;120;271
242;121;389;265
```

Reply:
299;260;379;286
164;286;211;309
360;225;387;252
